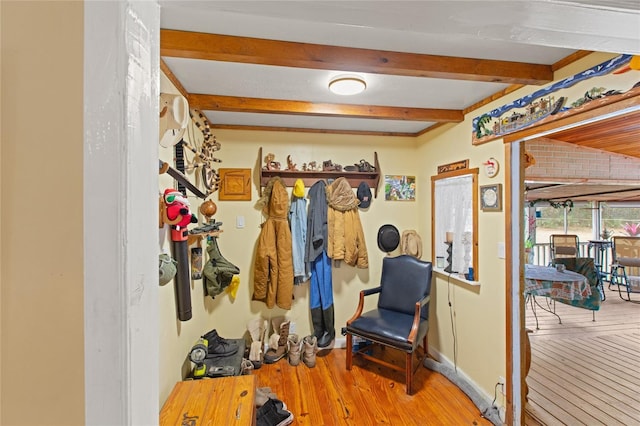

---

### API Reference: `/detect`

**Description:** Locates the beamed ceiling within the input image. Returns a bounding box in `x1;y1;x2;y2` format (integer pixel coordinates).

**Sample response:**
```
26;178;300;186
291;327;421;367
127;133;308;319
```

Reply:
159;1;640;201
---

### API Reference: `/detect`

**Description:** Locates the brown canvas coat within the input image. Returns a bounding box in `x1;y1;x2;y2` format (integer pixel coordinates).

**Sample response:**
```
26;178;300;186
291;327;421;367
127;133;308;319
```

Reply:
326;177;369;268
253;177;294;309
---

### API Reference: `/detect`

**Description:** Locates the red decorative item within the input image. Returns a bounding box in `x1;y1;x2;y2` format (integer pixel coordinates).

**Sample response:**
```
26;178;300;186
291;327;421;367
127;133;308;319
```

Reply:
163;189;198;241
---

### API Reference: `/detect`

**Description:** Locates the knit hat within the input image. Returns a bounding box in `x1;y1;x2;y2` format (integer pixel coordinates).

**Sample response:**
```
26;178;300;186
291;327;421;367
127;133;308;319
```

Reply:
357;181;372;209
377;224;400;253
293;179;305;198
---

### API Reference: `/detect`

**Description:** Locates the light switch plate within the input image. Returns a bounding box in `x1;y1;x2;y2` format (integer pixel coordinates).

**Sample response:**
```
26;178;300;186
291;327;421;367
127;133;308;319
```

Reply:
497;242;505;259
236;215;245;229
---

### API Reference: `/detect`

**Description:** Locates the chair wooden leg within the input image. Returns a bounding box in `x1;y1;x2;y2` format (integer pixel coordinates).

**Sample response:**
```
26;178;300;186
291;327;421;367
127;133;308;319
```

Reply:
406;352;413;395
346;333;353;370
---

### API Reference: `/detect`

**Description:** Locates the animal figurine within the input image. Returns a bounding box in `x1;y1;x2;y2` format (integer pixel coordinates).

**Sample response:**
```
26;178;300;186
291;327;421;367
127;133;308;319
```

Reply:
286;155;298;171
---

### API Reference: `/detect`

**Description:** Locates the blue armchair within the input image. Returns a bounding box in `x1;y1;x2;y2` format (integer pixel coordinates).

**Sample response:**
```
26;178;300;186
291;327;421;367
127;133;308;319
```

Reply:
345;255;433;394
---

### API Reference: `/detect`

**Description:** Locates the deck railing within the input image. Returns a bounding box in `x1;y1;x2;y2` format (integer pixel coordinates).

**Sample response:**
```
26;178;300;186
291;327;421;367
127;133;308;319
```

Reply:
528;242;612;281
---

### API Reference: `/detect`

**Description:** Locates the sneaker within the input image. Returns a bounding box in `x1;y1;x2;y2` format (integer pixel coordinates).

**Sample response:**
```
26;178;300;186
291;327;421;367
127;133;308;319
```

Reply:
205;337;239;357
256;398;293;426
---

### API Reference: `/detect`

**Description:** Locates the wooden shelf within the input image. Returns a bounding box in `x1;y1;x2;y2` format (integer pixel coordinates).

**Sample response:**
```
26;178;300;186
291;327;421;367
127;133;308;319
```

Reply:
259;147;381;198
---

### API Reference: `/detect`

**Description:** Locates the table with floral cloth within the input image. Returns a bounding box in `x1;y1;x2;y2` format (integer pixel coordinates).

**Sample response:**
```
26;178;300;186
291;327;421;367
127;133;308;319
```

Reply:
525;264;591;301
525;264;592;329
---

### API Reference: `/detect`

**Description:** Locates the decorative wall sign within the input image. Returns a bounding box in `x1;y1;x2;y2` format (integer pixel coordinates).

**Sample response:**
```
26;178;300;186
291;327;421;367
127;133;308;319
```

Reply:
472;54;639;145
480;184;502;212
384;175;416;201
437;159;469;174
218;168;252;201
483;158;499;178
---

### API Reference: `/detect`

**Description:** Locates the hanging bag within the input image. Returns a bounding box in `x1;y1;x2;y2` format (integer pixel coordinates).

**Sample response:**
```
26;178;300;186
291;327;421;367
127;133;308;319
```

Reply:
203;238;240;298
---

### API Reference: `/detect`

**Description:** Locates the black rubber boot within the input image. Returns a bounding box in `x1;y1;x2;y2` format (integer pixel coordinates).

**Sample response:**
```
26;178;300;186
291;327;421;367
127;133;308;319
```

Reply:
310;308;324;341
317;305;335;349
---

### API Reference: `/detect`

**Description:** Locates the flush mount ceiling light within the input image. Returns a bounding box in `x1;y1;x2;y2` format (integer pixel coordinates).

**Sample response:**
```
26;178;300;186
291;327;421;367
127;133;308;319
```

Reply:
328;75;366;95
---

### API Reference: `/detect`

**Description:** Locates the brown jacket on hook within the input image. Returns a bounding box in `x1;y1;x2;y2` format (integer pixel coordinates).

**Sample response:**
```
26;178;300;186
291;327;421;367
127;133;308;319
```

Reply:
326;177;368;268
253;177;294;309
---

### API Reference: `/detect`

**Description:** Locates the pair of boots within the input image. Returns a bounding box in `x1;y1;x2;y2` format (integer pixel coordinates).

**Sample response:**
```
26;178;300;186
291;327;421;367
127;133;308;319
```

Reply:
287;334;318;368
311;305;335;349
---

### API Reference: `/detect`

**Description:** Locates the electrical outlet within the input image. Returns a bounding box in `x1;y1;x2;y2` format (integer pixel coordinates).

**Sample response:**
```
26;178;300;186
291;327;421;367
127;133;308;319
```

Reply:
289;322;296;335
498;376;506;394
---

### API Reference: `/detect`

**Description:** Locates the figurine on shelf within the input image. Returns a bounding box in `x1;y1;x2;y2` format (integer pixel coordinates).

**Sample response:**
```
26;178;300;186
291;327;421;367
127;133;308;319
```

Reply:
307;161;317;171
263;152;281;171
286;155;298;171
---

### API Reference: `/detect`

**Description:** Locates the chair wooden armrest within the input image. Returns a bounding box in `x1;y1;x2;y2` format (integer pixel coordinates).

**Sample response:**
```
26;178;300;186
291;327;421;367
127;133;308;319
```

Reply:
408;295;430;344
347;286;381;325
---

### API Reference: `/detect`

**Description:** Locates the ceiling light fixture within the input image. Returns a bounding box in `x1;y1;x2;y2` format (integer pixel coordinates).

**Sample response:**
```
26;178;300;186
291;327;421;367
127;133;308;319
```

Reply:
328;75;366;95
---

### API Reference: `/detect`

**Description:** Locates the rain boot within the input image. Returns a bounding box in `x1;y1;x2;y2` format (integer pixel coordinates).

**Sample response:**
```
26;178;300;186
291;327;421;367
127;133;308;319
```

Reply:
317;305;335;349
302;335;317;368
264;319;290;364
310;307;324;341
287;334;302;366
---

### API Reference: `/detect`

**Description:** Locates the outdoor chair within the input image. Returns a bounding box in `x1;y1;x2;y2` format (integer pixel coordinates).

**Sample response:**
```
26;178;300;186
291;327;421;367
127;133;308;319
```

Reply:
345;254;432;395
550;234;580;264
610;236;640;301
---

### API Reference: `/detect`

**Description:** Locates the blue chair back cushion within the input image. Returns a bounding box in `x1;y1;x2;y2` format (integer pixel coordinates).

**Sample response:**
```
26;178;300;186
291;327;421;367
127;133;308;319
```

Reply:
378;255;433;320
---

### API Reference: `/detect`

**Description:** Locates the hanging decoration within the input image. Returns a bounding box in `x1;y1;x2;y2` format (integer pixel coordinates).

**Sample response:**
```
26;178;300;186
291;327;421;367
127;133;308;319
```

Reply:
527;198;574;211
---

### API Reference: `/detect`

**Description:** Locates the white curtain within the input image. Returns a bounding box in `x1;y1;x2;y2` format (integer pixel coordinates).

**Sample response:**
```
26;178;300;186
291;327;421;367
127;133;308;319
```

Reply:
434;175;473;274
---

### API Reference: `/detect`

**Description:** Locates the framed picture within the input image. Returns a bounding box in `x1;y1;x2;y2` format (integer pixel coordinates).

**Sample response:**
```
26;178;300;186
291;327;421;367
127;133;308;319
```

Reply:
480;184;502;211
384;175;416;201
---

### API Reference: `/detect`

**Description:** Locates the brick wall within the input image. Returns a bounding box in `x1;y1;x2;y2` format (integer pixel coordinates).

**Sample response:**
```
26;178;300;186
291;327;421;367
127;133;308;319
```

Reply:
525;138;640;181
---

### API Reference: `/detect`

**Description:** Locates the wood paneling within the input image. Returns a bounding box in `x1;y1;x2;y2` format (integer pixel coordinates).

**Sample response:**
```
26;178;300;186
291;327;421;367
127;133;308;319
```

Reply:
547;109;640;159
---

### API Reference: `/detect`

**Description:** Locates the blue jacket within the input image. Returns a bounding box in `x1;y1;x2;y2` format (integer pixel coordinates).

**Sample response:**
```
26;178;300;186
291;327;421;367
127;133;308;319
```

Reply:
289;195;311;283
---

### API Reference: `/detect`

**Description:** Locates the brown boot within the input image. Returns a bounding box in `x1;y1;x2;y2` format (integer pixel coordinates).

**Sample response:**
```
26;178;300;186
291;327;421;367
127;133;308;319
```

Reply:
264;319;290;364
287;334;302;366
302;335;317;368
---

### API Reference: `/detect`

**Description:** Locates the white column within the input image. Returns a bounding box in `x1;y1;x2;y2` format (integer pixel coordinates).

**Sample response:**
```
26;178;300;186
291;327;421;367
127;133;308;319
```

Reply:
84;1;160;424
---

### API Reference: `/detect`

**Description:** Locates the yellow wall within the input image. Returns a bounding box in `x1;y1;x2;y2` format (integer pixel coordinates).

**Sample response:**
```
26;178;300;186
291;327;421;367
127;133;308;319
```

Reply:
158;78;423;400
1;1;85;425
414;50;620;400
158;52;622;406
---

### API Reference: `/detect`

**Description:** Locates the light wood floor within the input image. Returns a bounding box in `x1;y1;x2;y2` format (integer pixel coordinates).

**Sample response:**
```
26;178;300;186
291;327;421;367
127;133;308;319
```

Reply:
525;287;640;425
252;345;493;425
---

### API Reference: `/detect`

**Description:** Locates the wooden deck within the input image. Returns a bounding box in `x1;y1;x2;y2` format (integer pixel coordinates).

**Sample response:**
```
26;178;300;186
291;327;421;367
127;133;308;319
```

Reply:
525;287;640;425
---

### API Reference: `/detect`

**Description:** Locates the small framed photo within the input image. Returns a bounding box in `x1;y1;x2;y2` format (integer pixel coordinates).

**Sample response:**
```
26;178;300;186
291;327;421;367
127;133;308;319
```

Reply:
480;184;502;211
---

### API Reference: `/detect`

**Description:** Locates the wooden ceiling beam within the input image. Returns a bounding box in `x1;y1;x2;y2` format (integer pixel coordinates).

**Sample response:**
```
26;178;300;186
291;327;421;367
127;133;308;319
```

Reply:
188;94;463;122
161;29;553;85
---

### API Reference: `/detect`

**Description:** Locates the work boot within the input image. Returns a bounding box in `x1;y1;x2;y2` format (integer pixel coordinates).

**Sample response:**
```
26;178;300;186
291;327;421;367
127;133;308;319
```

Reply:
287;334;302;366
302;335;317;368
264;319;290;364
202;328;238;358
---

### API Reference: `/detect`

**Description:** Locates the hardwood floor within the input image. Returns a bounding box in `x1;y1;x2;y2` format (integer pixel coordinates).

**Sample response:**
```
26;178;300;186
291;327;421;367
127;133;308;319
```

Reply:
525;287;640;425
252;345;493;425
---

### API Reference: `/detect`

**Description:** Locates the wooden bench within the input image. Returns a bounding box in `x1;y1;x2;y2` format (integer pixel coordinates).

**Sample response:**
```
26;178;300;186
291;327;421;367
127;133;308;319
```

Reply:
160;375;256;425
